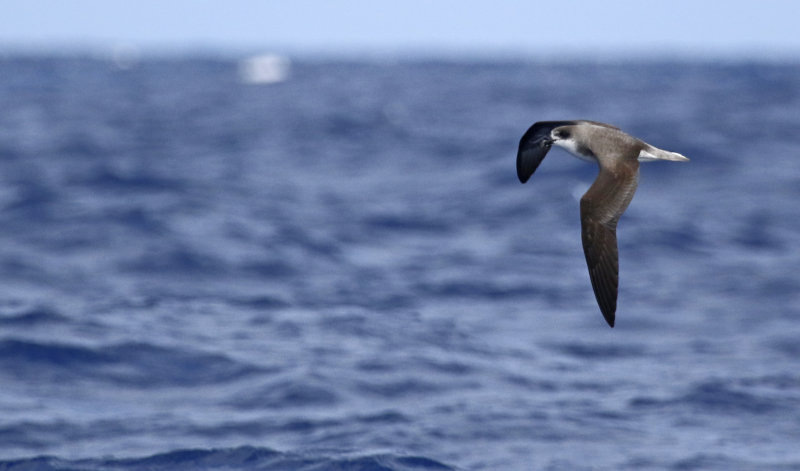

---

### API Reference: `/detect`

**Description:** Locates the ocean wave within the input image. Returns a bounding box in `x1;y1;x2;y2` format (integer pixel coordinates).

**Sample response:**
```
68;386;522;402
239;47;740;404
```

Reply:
0;340;262;387
0;305;69;326
0;446;456;471
629;379;799;415
547;341;647;359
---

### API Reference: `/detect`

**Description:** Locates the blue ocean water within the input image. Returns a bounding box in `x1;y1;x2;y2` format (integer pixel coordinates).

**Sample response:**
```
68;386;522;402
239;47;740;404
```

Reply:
0;55;799;470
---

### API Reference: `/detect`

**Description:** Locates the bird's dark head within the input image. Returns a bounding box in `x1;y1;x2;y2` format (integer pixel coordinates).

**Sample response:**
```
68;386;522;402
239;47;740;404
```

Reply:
551;127;571;141
550;125;588;158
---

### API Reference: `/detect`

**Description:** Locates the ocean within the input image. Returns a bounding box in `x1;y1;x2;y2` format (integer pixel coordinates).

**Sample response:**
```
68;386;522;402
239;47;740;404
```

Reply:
0;55;799;470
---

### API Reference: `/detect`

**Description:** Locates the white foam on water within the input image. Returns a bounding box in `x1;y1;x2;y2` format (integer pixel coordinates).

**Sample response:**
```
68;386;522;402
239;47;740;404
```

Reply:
238;54;290;84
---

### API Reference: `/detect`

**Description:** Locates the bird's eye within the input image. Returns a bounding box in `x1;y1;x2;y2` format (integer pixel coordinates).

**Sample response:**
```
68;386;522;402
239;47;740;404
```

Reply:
556;130;570;139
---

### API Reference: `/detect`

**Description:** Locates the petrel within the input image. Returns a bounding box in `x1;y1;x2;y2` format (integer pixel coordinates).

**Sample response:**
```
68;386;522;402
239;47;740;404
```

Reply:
517;120;689;327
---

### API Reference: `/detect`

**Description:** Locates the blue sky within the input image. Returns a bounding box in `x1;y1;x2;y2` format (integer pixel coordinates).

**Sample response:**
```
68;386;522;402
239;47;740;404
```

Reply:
2;0;800;58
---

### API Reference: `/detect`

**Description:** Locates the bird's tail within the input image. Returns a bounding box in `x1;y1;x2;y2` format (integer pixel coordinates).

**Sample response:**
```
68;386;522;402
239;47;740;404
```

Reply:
638;144;690;162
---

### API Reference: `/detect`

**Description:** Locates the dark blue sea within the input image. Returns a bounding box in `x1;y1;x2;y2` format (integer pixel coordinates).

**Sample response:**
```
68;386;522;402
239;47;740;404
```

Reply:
0;55;799;470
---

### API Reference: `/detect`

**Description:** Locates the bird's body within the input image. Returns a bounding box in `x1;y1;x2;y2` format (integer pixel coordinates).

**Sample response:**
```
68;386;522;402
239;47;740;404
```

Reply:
516;120;688;327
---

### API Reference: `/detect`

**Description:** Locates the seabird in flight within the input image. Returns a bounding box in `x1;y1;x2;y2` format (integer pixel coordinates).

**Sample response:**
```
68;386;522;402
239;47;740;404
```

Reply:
516;120;689;327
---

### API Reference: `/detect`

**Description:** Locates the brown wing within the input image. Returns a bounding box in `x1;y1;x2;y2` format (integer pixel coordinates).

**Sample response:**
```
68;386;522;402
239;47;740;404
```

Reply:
580;215;619;327
579;163;639;327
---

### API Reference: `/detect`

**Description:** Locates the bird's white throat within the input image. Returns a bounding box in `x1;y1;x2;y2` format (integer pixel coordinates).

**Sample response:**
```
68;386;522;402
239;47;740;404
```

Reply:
553;138;596;162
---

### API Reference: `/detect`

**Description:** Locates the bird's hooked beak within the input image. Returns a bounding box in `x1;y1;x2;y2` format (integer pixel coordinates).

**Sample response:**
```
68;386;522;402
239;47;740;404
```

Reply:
529;135;555;154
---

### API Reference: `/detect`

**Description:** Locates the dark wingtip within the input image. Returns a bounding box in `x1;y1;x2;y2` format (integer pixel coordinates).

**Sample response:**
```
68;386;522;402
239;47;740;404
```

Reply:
516;121;574;184
600;303;616;327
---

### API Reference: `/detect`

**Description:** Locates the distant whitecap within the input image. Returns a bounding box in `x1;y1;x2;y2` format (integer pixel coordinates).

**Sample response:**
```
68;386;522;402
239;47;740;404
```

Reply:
110;43;140;70
239;54;290;84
